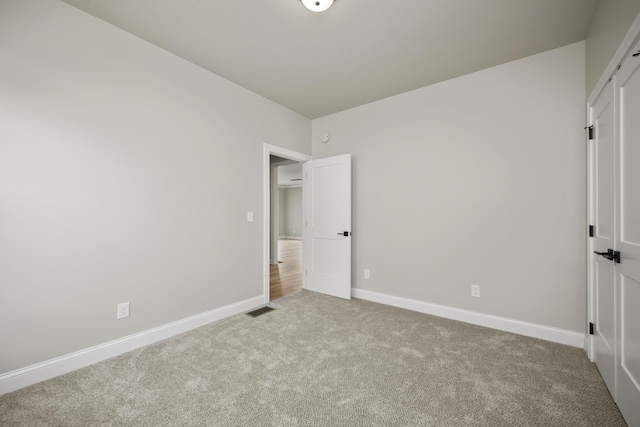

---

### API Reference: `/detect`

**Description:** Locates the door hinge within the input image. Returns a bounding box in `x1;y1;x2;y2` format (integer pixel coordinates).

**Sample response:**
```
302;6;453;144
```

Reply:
589;225;594;237
585;125;594;140
589;322;594;335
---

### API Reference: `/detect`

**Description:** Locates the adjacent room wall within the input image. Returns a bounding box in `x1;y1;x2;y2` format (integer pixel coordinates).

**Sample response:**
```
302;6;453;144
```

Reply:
312;42;586;333
585;0;640;97
277;187;302;239
0;0;310;375
278;188;287;238
283;187;303;239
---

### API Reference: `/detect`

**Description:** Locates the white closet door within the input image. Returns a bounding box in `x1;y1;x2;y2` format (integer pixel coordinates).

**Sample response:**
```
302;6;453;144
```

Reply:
589;80;616;395
614;39;640;427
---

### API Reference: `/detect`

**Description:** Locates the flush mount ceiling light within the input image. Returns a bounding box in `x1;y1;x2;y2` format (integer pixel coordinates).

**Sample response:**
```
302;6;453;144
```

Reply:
301;0;334;12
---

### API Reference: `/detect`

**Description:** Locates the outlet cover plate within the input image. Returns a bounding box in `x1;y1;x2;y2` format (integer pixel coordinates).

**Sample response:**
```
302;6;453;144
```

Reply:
117;302;130;319
471;285;480;298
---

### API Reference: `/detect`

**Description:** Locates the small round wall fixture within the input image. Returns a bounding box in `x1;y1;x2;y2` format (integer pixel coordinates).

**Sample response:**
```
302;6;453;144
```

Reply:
301;0;334;12
321;132;330;143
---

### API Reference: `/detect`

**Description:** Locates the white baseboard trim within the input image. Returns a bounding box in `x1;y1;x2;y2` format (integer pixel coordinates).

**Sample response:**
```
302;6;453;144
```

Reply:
352;288;585;348
0;296;264;396
279;236;302;240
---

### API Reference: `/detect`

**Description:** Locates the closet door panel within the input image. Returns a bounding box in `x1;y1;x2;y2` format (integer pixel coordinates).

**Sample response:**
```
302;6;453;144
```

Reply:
614;39;640;427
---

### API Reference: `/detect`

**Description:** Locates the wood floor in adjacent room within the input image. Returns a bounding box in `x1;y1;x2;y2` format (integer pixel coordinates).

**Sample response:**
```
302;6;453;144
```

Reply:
270;239;302;302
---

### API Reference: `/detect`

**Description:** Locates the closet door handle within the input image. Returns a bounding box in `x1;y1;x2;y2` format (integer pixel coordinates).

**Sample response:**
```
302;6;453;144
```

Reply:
594;249;621;263
594;250;615;261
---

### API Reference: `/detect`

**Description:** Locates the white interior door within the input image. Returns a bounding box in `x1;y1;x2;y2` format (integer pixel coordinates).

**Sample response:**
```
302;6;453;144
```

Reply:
614;40;640;426
303;154;351;299
590;80;616;395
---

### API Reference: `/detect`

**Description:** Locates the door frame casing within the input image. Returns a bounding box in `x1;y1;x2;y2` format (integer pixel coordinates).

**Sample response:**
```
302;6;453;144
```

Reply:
263;144;311;304
587;13;640;110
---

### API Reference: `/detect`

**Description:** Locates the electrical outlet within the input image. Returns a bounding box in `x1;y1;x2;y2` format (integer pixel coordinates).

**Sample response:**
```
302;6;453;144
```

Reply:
117;302;130;319
471;285;480;298
364;269;370;279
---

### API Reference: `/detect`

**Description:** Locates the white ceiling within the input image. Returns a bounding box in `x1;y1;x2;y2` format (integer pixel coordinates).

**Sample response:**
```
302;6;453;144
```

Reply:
61;0;598;119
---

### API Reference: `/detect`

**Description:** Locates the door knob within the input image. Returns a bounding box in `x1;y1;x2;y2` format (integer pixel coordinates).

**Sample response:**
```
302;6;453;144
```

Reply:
337;231;351;236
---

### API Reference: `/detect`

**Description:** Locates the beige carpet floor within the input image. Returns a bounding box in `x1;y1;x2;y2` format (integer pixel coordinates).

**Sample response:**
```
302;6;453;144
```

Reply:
0;290;627;426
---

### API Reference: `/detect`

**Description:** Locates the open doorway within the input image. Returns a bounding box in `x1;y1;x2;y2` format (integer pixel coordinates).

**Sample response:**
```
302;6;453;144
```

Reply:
262;144;311;304
270;161;303;301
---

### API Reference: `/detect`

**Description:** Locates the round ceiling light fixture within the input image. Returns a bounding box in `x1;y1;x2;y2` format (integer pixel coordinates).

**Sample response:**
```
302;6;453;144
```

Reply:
301;0;334;12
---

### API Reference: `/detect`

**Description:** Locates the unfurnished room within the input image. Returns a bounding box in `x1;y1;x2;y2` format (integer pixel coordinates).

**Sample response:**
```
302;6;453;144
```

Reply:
1;0;639;425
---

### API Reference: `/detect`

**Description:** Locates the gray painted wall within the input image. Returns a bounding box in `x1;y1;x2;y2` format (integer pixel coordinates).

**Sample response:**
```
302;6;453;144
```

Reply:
585;0;640;97
285;187;303;239
312;42;586;332
0;0;310;375
278;188;287;237
277;187;302;239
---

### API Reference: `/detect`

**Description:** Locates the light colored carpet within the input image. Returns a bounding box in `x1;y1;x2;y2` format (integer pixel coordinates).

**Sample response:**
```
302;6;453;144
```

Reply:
0;291;627;426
